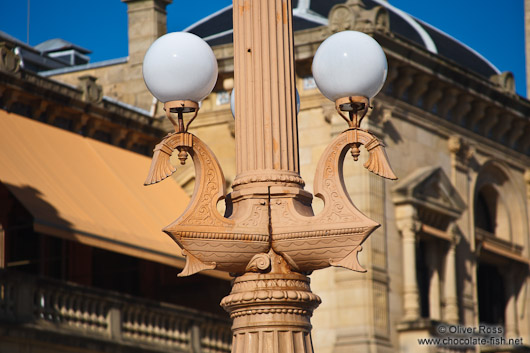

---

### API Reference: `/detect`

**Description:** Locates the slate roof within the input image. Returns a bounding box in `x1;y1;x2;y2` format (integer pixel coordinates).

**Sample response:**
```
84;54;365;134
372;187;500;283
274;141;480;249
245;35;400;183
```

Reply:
184;0;500;78
35;38;91;55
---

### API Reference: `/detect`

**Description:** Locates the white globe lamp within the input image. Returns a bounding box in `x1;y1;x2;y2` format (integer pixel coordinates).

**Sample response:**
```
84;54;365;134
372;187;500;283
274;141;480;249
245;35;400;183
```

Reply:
312;31;388;161
143;32;218;132
312;31;387;102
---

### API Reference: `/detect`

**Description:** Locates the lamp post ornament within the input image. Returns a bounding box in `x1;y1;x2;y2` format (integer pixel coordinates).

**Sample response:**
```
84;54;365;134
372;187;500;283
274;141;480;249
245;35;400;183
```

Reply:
143;1;396;352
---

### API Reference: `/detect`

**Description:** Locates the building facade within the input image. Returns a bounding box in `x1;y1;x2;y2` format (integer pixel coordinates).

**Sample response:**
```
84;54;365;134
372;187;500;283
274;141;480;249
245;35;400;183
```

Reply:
0;2;232;351
2;0;530;352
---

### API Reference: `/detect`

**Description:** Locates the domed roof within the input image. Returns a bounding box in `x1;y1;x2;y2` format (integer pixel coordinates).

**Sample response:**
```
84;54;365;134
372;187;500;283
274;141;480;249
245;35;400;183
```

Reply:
184;0;500;78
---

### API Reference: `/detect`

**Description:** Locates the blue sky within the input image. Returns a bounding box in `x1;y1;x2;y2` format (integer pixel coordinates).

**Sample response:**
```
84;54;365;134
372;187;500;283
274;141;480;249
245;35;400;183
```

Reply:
0;0;526;96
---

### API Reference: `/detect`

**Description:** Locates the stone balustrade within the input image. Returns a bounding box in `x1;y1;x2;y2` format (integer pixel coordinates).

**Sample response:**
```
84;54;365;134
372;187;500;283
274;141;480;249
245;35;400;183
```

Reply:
0;269;231;353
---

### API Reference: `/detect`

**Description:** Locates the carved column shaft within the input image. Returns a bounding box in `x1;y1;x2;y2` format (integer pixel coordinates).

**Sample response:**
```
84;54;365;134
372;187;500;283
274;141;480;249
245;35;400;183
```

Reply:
401;223;420;321
443;240;459;324
232;0;301;188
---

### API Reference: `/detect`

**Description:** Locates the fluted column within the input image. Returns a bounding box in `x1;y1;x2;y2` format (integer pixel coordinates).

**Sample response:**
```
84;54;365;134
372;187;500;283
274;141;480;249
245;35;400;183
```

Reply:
232;0;302;189
443;233;459;324
399;220;421;321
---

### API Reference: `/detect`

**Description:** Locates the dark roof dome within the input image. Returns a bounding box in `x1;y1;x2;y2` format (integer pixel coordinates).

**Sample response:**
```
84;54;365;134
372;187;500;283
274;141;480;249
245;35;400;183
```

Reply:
184;0;500;78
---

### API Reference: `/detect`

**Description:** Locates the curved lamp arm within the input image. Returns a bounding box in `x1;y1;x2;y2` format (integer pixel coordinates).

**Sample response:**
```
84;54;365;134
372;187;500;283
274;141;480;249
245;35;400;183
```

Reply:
144;132;270;276
271;127;397;273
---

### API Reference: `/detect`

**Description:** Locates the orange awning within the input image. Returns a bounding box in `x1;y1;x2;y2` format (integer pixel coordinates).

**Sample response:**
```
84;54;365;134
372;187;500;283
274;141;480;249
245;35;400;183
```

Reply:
0;111;214;274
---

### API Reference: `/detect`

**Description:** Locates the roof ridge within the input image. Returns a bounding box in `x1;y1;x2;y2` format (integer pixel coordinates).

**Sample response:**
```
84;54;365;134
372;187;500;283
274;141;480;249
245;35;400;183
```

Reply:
183;4;233;33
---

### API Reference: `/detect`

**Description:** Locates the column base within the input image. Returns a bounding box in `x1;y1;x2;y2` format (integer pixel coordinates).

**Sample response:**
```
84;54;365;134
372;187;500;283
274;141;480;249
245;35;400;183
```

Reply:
221;271;321;353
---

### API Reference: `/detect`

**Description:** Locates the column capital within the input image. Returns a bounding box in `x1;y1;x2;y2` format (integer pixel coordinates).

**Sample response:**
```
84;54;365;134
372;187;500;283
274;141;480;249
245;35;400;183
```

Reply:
396;218;421;238
449;223;462;247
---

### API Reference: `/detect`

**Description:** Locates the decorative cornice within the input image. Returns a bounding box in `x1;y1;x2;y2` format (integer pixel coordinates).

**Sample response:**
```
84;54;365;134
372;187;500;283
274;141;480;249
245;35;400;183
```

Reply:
212;20;530;160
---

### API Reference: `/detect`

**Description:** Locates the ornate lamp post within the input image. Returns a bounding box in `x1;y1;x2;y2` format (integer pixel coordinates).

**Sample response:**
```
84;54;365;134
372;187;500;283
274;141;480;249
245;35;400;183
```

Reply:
142;1;396;352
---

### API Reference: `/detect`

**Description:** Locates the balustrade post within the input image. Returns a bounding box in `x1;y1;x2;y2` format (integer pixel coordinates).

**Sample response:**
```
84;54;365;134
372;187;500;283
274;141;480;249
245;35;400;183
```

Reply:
191;323;202;353
0;225;5;268
15;274;34;321
108;307;122;341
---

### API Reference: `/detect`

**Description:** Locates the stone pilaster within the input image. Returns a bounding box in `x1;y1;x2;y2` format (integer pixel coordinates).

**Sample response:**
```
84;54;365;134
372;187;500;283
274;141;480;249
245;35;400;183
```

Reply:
232;0;302;190
447;136;475;325
365;167;391;339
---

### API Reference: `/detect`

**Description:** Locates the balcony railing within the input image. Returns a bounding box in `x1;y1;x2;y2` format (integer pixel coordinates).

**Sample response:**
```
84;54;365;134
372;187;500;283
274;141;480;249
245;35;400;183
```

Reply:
0;269;231;352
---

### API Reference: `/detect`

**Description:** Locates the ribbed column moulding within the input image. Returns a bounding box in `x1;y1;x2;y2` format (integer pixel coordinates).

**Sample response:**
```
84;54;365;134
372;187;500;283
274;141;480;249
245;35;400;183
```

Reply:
233;0;300;188
221;272;320;353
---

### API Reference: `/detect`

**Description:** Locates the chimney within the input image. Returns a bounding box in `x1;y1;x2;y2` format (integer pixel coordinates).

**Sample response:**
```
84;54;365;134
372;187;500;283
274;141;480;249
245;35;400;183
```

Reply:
122;0;172;66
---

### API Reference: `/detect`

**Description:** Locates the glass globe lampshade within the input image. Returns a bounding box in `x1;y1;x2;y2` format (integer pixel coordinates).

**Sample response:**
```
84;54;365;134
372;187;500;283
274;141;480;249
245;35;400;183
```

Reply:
312;31;387;101
143;32;218;104
230;88;300;118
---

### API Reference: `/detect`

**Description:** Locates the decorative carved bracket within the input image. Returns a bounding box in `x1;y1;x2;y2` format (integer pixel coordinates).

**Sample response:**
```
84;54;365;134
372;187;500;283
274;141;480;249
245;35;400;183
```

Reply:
270;128;391;272
145;128;395;276
145;132;269;275
77;75;103;104
0;42;20;74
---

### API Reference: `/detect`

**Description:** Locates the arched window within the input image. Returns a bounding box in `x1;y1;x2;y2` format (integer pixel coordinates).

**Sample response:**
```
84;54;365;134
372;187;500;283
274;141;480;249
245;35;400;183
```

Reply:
473;161;527;333
473;162;521;243
474;187;495;233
